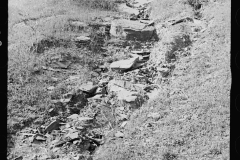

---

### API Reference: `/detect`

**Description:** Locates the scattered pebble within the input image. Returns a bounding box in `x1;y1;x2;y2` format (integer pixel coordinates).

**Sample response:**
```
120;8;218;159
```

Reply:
44;119;60;133
120;121;128;128
115;131;124;138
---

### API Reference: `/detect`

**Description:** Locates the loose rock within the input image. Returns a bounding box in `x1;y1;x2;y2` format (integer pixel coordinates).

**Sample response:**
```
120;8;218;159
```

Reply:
34;134;47;141
140;20;154;25
110;57;139;71
118;107;125;111
79;82;98;94
66;132;79;140
131;50;151;55
67;114;79;120
120;121;128;128
48;108;57;117
47;86;55;91
44;119;60;133
119;114;128;121
157;67;169;72
110;19;156;41
60;98;71;103
74;36;91;43
14;156;23;160
115;131;124;138
77;117;93;121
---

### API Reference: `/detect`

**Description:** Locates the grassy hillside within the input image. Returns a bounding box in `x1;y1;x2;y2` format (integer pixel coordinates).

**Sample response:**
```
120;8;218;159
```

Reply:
93;0;230;159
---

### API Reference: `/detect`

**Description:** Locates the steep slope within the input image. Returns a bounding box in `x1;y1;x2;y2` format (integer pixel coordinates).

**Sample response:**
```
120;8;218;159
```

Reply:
93;0;230;159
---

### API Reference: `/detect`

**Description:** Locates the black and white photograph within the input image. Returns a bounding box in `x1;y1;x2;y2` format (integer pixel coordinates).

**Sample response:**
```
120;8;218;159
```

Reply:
7;0;231;159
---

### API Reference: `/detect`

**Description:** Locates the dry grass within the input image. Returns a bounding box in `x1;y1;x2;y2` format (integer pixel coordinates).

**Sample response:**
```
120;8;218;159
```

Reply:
8;0;118;155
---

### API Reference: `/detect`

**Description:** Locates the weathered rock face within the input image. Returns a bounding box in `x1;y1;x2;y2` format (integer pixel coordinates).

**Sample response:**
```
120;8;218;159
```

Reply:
110;19;156;41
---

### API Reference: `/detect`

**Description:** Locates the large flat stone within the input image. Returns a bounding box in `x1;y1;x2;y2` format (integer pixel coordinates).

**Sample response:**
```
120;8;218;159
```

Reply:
110;57;139;71
110;19;156;41
79;82;98;94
